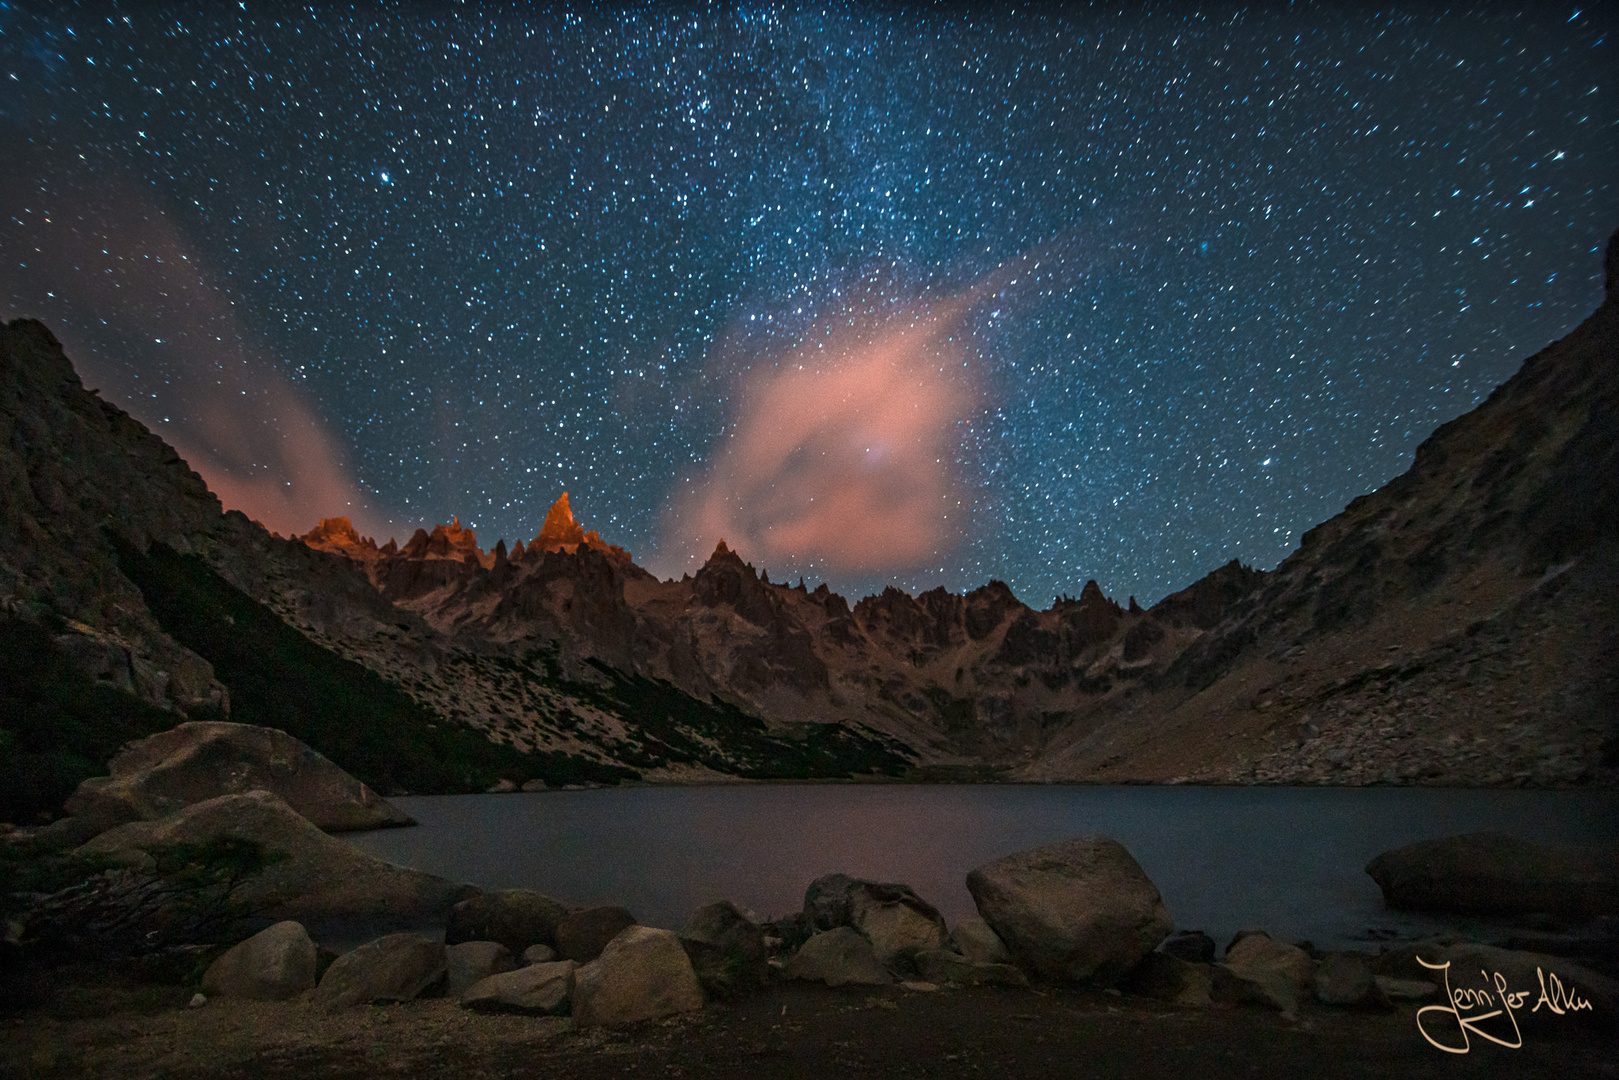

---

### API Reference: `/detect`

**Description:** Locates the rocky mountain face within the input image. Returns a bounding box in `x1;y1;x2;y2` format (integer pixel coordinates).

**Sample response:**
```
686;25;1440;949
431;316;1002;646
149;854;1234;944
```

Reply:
296;489;1272;775
1023;230;1619;786
3;232;1615;803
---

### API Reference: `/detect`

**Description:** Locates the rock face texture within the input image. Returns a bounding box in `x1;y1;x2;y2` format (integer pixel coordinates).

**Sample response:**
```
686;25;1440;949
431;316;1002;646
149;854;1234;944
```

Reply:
913;947;1029;988
459;960;576;1015
679;901;768;998
801;875;949;967
76;790;470;928
4;231;1617;797
444;941;516;997
0;319;229;718
1365;832;1619;919
966;837;1174;985
949;918;1013;965
444;890;573;956
199;920;318;1001
313;933;447;1009
783;927;894;987
1219;932;1316;1016
63;722;413;836
555;906;637;964
571;926;704;1027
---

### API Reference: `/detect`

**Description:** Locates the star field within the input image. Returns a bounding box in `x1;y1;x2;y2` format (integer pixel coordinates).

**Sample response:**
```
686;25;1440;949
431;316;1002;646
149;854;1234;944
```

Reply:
3;3;1616;605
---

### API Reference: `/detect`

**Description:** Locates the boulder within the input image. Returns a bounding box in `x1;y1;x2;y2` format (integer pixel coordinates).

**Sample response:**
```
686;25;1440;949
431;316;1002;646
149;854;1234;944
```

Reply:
1374;976;1439;1001
800;874;948;967
679;901;768;998
949;917;1011;965
445;890;573;955
1220;932;1315;1017
75;791;470;929
783;927;893;987
555;905;637;964
445;941;516;997
913;947;1029;988
572;926;704;1027
965;836;1173;985
63;722;413;836
460;960;576;1015
1121;951;1213;1006
313;933;446;1009
522;943;557;964
804;873;860;931
1160;930;1217;964
200;920;317;1001
1365;832;1618;919
1313;952;1388;1009
763;911;814;955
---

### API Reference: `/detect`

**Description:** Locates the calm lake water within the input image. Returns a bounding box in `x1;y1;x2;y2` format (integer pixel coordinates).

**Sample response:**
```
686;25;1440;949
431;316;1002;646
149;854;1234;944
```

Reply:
344;784;1617;950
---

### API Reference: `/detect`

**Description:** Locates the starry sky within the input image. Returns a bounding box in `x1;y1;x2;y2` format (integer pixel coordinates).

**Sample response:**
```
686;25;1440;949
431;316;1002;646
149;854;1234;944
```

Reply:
3;3;1616;607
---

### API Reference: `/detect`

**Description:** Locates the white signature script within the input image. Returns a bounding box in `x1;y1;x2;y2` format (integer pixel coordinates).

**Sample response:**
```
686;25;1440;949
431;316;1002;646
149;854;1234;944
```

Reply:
1415;957;1593;1053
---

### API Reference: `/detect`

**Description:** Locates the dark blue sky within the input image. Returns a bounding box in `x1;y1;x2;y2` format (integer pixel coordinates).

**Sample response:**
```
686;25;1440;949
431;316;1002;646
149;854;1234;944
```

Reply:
3;3;1615;605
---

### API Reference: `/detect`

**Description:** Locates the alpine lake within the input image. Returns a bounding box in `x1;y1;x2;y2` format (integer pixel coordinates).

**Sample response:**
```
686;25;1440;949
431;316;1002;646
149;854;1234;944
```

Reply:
343;783;1618;950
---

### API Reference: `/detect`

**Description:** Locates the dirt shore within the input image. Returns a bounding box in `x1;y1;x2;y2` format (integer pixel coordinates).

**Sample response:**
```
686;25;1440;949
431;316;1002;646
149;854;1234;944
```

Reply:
3;974;1614;1080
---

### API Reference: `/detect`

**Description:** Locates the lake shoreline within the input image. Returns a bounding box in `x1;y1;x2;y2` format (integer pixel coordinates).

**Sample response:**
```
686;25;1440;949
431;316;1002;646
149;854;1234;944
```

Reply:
345;784;1619;952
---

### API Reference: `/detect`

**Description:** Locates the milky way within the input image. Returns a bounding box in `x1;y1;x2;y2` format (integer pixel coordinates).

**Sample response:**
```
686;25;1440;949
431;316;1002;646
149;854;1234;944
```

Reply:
2;4;1615;604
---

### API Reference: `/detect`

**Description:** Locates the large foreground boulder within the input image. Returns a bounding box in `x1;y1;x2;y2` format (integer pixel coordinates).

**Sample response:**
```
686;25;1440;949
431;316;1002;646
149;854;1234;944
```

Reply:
76;790;470;928
314;933;446;1008
1366;832;1619;919
1219;932;1316;1016
966;836;1173;985
783;927;893;987
572;926;704;1027
63;722;413;836
680;901;768;998
802;874;948;967
445;890;573;955
200;920;317;1001
460;960;576;1015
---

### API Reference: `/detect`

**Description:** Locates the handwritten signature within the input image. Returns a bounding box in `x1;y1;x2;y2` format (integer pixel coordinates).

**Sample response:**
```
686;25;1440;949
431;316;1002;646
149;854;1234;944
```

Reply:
1415;957;1593;1053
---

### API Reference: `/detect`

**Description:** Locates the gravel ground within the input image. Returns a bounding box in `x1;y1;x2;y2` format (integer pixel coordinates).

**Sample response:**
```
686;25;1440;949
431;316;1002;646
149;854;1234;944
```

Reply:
2;974;1614;1080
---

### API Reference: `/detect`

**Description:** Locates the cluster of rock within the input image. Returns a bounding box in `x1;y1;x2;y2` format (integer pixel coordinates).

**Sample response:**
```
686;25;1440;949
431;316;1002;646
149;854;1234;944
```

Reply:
186;827;1618;1037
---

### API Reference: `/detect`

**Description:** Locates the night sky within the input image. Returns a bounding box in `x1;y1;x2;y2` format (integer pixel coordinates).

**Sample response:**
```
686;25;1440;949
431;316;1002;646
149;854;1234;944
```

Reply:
3;4;1615;606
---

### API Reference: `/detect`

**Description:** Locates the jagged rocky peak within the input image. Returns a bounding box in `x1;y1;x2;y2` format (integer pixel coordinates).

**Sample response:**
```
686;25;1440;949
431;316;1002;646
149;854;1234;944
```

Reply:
703;538;745;567
526;491;636;567
963;580;1026;640
693;538;771;613
391;515;483;562
297;517;380;560
533;491;588;550
1050;579;1124;644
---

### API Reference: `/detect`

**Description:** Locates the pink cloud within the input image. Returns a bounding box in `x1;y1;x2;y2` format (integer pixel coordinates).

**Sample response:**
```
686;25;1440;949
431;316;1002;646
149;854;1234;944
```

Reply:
0;166;385;539
661;285;987;580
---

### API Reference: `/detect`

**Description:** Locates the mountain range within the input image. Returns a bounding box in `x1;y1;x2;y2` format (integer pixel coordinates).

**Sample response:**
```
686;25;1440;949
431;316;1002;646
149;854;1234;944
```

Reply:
3;231;1615;819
